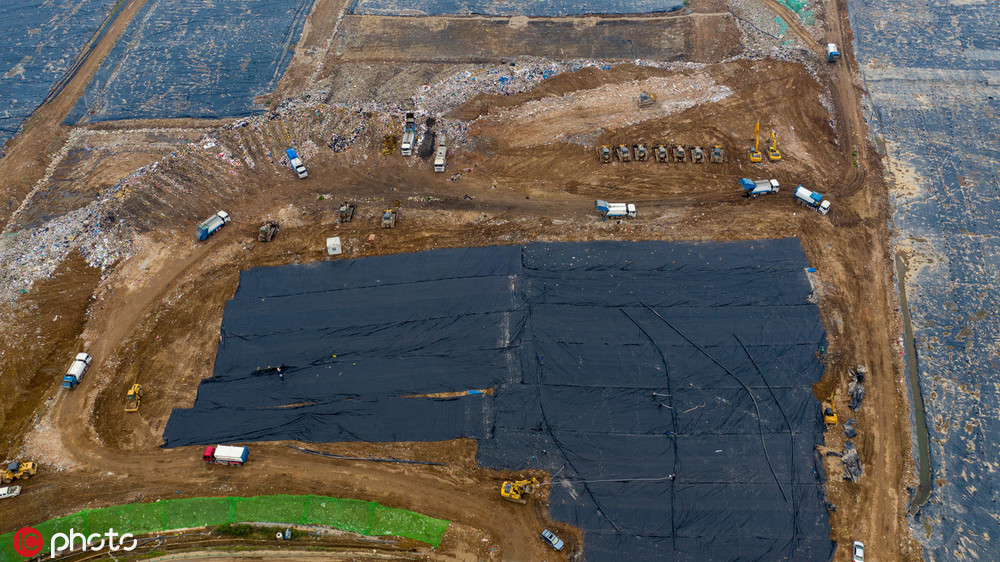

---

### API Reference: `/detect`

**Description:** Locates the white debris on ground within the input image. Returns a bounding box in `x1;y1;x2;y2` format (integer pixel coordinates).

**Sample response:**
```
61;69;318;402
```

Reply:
0;56;771;304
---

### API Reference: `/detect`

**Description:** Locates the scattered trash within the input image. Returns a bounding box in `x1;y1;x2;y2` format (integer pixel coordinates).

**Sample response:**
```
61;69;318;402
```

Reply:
844;418;857;438
841;440;862;482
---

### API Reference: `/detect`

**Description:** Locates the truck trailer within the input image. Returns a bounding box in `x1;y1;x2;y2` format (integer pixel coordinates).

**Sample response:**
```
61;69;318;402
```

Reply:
285;148;308;178
740;178;780;198
401;113;416;156
595;200;637;220
203;445;249;465
793;186;831;215
195;211;231;241
63;352;92;389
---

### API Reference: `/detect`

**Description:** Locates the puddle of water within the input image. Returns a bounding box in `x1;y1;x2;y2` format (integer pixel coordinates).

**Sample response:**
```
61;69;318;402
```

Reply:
895;253;932;514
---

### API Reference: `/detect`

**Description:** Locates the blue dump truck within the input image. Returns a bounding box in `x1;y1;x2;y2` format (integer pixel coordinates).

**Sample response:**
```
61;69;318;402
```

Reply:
286;148;308;178
63;352;92;389
827;43;841;62
740;178;780;198
195;211;231;241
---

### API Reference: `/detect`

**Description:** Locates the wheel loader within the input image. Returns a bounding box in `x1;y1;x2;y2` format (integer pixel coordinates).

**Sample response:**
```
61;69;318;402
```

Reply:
1;460;37;484
339;202;356;222
500;477;538;504
710;145;725;163
655;145;669;162
616;144;631;162
633;144;648;161
125;383;143;412
673;145;686;162
691;146;705;163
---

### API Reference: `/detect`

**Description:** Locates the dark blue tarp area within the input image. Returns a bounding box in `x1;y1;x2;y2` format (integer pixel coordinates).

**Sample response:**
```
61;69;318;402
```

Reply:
66;0;315;124
0;0;116;150
164;240;832;560
848;0;1000;557
349;0;683;16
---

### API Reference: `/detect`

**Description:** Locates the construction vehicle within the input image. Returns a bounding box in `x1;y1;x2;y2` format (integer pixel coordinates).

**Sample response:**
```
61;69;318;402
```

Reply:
616;144;631;162
203;445;248;465
749;121;763;162
740;178;780;198
691;146;705;163
673;145;685;162
195;211;231;241
285;148;308;179
637;92;655;108
258;221;279;242
62;352;92;389
400;112;416;156
598;145;612;163
768;129;782;162
433;136;447;172
125;384;143;412
822;397;838;425
381;209;397;228
500;477;538;504
655;145;668;162
710;145;724;163
794;185;832;215
1;460;37;484
339;202;356;222
595;200;636;220
633;144;648;161
827;43;841;62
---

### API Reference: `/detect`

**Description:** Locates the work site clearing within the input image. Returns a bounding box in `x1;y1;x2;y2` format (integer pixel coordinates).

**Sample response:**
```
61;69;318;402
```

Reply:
0;0;925;559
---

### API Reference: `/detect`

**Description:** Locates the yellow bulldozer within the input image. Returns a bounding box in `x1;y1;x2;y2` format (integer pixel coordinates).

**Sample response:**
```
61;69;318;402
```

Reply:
125;384;143;412
822;396;838;425
500;477;538;504
1;460;38;484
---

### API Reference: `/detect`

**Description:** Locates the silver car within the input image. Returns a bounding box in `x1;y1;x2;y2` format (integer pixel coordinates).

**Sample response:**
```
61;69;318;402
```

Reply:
852;540;864;562
540;529;564;551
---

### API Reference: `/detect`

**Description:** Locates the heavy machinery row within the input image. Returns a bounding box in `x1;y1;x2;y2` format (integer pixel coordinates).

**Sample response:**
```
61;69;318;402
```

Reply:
599;143;725;164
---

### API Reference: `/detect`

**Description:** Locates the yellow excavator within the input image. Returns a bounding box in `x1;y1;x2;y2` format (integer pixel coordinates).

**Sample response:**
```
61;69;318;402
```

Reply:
749;120;763;162
1;460;37;484
768;128;782;161
125;383;143;412
500;477;538;504
822;396;838;425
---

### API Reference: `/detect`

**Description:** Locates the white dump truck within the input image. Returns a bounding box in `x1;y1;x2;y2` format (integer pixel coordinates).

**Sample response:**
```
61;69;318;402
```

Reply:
740;178;780;198
203;445;249;465
62;352;92;389
794;185;831;215
401;113;416;156
595;200;637;220
433;143;447;172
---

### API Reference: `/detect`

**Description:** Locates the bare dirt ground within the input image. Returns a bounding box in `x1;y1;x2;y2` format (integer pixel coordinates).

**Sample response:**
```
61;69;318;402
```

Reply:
0;0;922;559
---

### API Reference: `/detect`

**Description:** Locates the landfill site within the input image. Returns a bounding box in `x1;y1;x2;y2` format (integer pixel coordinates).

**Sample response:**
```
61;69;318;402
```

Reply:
1;0;995;559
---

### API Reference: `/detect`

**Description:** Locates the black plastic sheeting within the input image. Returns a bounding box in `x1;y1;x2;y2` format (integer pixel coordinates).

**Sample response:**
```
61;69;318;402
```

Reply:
164;240;832;560
847;0;1000;557
65;0;315;124
0;0;116;151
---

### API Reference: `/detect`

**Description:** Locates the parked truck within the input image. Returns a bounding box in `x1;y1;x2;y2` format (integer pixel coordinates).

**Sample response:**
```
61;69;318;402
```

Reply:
827;43;841;62
203;445;249;465
401;113;416;156
794;185;831;214
433;142;447;172
595;200;637;220
62;352;92;389
285;148;308;178
740;178;780;198
195;211;231;241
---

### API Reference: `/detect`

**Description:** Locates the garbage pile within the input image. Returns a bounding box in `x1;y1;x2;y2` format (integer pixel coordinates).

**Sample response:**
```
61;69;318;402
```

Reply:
844;418;857;438
849;364;867;410
841;440;862;482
